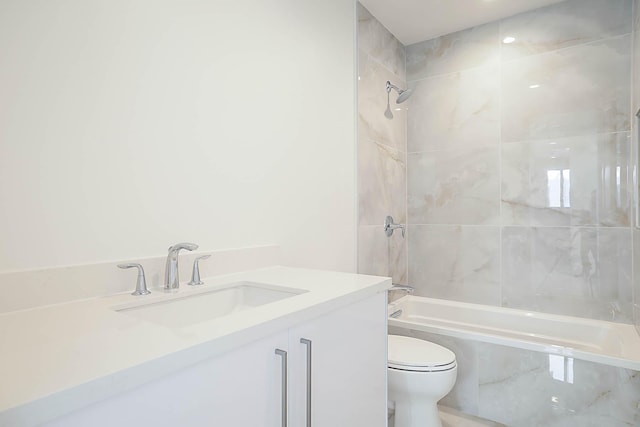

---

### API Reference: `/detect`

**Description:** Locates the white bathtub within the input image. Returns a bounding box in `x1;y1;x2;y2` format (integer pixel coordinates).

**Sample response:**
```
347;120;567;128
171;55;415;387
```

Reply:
388;295;640;371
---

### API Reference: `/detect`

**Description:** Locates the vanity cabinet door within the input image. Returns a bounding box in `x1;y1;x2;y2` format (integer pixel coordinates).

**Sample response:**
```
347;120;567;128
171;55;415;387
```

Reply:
42;331;290;427
288;292;387;427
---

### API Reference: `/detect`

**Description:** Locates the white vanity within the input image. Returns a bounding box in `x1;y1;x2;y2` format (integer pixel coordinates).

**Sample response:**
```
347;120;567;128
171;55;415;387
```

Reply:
0;266;390;427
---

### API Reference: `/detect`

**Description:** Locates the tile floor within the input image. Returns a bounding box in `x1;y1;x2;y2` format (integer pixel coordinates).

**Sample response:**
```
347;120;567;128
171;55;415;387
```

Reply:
389;405;504;427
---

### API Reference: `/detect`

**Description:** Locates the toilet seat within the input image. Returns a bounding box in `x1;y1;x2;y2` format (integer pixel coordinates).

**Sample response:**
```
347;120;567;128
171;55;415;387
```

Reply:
388;335;456;372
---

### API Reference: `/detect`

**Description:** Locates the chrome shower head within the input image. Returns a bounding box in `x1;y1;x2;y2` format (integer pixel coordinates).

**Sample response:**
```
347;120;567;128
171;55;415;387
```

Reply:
384;80;411;119
386;81;413;104
396;88;413;103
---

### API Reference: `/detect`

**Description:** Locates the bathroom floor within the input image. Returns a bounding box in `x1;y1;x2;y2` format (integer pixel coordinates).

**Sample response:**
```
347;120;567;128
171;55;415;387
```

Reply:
439;406;505;427
388;405;505;427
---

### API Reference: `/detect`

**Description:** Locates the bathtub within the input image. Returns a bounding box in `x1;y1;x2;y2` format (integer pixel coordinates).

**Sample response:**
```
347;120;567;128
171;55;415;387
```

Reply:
388;295;640;371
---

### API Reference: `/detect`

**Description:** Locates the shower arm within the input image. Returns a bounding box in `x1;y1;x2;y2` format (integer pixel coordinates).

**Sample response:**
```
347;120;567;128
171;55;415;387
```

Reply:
386;81;401;94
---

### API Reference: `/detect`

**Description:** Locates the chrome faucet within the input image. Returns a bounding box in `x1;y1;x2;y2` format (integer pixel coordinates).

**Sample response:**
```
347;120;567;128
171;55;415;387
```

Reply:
164;242;198;290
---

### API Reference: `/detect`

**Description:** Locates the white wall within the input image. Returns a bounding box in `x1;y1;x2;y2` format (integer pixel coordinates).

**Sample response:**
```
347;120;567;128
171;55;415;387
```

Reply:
0;0;357;273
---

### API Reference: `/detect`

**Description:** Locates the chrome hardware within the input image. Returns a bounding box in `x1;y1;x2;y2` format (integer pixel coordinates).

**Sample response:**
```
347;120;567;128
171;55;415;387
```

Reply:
187;254;211;286
390;309;403;318
117;263;151;296
164;242;198;290
300;338;312;427
390;284;414;294
275;349;288;427
385;80;412;119
384;215;405;238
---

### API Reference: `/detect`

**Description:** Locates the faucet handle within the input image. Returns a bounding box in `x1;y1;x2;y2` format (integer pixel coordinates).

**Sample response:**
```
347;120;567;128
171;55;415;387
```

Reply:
187;255;211;286
384;216;406;238
118;263;151;296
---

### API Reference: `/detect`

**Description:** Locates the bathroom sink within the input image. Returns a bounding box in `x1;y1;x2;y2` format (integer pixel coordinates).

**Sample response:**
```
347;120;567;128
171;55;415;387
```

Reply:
116;281;306;328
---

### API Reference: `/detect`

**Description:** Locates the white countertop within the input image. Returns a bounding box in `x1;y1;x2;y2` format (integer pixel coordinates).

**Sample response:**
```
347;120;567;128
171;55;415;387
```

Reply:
0;266;390;427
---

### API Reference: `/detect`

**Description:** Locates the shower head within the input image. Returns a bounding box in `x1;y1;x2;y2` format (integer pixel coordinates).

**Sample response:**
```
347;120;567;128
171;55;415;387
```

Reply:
384;80;412;119
396;88;413;103
386;81;413;104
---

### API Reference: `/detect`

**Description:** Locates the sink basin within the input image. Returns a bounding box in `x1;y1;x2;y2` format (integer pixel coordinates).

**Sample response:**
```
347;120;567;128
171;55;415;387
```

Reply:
116;281;306;328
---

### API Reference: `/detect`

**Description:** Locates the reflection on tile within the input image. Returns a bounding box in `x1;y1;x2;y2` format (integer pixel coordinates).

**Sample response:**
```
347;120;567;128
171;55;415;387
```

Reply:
408;147;499;225
477;343;548;425
501;133;631;227
500;0;632;61
357;3;406;79
358;139;406;226
408;225;501;305
502;36;631;143
358;50;407;152
407;65;500;153
387;330;640;426
406;22;500;81
501;226;632;322
477;342;640;426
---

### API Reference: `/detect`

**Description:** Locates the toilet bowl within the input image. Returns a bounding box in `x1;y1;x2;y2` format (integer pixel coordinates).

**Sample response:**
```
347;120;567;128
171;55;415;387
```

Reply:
388;335;457;427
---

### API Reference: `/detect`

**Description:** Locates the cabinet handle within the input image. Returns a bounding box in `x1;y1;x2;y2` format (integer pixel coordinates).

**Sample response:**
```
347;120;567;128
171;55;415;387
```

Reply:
300;338;312;427
275;349;288;427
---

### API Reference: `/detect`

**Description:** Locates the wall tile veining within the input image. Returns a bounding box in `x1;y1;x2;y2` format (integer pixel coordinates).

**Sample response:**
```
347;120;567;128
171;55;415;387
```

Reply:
357;3;407;285
361;1;640;424
633;0;640;334
406;0;635;323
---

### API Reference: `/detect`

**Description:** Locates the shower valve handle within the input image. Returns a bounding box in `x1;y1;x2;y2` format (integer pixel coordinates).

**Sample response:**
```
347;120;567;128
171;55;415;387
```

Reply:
384;215;405;238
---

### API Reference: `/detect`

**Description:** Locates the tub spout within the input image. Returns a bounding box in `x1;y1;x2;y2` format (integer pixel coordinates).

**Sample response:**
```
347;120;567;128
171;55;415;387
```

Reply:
390;284;414;294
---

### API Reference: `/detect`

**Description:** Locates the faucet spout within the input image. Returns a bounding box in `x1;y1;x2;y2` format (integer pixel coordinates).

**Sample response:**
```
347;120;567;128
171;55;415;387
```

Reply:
389;284;414;294
165;242;198;290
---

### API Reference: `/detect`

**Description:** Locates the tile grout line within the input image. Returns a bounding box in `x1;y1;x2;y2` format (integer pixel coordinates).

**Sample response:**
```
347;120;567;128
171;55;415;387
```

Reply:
405;132;632;156
630;0;637;329
403;40;409;287
358;45;406;87
498;25;504;309
355;1;360;276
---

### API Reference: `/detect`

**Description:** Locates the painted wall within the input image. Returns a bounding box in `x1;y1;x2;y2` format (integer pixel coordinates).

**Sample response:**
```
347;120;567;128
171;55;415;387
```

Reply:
356;3;407;285
406;0;634;322
0;0;357;274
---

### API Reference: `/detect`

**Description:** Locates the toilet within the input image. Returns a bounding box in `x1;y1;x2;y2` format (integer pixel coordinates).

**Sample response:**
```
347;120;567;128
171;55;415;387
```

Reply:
388;335;457;427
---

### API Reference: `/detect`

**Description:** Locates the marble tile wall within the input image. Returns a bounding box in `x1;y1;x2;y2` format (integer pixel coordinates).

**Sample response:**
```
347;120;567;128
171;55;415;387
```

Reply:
406;0;635;323
357;3;407;285
389;326;640;426
633;0;640;334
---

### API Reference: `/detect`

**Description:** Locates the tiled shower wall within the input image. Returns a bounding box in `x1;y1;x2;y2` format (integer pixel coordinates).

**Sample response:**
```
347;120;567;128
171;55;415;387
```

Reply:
406;0;635;323
633;0;640;333
357;3;408;285
358;2;640;424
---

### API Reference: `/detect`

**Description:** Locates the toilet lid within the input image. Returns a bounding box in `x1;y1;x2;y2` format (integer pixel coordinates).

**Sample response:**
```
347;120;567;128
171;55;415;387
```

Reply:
388;335;456;372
